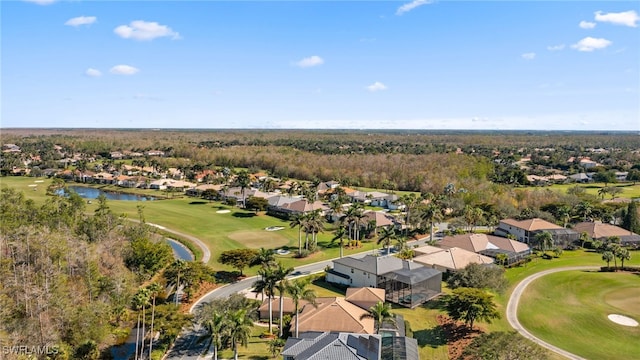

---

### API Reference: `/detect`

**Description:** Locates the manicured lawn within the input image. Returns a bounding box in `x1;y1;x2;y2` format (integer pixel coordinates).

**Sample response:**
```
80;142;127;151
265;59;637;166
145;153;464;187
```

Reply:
517;271;640;359
523;182;640;199
0;176;377;274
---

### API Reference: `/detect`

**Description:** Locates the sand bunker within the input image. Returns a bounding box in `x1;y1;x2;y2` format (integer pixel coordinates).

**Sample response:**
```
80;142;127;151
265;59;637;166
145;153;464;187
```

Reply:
608;314;639;327
216;209;231;214
265;226;285;231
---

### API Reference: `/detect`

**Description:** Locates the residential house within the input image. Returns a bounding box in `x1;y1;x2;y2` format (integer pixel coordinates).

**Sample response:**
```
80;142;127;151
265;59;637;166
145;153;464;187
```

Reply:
439;233;531;265
145;150;165;157
281;331;419;360
110;151;124;159
413;245;494;273
326;255;442;307
573;221;640;247
569;173;592;183
293;297;375;334
344;287;385;311
615;171;629;182
495;218;579;247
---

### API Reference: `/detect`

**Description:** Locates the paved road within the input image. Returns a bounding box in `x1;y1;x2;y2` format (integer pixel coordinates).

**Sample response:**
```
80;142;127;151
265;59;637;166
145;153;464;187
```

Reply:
506;266;598;360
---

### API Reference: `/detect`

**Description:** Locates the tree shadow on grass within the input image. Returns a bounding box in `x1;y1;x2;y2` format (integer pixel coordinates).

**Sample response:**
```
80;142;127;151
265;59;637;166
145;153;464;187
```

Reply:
248;356;269;360
413;326;447;348
189;201;207;205
311;278;347;296
232;212;256;218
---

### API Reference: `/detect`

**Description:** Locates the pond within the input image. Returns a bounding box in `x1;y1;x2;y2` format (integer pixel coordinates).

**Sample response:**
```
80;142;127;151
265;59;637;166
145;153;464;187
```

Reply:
166;239;194;261
63;185;157;201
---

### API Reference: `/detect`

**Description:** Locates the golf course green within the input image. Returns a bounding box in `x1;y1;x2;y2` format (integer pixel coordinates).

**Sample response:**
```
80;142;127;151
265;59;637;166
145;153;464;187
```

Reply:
517;270;640;359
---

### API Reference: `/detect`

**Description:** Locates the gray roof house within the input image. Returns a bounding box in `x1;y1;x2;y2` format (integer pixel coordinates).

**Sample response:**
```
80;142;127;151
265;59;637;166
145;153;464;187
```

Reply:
281;331;419;360
326;255;442;308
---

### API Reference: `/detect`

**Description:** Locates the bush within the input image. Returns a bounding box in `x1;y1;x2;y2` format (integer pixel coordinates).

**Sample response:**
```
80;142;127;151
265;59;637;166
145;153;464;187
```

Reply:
295;249;310;258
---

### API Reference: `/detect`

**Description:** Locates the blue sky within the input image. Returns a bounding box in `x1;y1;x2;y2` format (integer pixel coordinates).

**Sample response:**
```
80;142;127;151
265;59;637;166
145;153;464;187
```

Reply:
2;0;639;130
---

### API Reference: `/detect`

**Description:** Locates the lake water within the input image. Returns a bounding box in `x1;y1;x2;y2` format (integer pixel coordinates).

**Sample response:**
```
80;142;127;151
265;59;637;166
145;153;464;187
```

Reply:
166;239;194;261
65;185;157;201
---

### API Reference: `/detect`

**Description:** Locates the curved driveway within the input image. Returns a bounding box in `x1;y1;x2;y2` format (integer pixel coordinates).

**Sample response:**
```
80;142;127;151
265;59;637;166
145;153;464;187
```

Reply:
506;266;598;360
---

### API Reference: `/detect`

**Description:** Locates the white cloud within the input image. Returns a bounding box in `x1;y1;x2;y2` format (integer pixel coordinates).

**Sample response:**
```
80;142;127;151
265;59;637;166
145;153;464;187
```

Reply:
65;16;97;27
571;37;612;52
396;0;433;15
114;20;180;41
110;65;139;75
23;0;57;5
521;52;536;60
547;44;566;51
579;20;596;29
85;68;102;77
595;10;639;27
366;82;387;92
295;55;324;68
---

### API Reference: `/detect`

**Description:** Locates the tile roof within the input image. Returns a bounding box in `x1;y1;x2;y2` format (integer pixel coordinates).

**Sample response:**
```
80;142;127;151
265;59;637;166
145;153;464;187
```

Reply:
440;233;529;254
413;246;494;271
500;218;563;231
573;221;638;239
294;297;376;334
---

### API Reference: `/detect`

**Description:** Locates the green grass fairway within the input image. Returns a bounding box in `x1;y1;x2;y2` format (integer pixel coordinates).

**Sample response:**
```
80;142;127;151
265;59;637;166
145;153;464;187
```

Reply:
524;183;640;199
227;229;290;249
0;176;374;273
518;271;640;359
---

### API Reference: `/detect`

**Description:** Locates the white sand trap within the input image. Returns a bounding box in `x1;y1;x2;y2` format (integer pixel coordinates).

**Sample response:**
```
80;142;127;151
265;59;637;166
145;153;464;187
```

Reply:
34;180;44;183
28;184;38;187
216;209;231;214
608;314;639;327
265;226;285;231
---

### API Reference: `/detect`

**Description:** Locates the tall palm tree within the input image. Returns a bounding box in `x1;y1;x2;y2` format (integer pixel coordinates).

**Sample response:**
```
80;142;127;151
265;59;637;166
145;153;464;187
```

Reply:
131;292;146;360
331;225;348;258
227;309;254;360
305;209;325;251
169;259;187;306
133;287;151;360
235;170;251;208
252;248;276;270
360;301;395;334
289;213;304;256
273;264;294;337
328;199;343;222
602;251;614;268
286;279;318;338
253;267;278;334
377;226;398;255
420;203;442;241
204;312;225;360
147;282;163;358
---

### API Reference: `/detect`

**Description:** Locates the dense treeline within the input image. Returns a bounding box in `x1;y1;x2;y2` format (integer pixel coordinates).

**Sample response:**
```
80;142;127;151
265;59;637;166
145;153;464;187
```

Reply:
0;188;174;359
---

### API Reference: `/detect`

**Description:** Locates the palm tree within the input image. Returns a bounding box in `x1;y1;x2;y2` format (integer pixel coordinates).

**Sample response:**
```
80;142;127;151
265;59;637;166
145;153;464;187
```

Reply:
304;210;325;251
420;203;442;242
253;267;278;334
328;199;343;222
204;312;225;360
147;282;163;358
169;259;187;306
131;292;146;360
617;248;631;269
236;170;251;208
286;279;318;338
289;214;304;256
602;251;614;268
273;263;294;337
252;248;276;270
579;231;591;248
533;231;554;253
133;287;151;360
360;301;395;334
227;309;254;360
331;225;348;258
377;226;398;255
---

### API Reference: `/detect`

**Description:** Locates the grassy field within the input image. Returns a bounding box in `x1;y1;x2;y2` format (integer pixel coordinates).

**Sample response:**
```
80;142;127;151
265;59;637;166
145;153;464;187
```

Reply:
517;271;640;359
0;176;376;274
524;182;640;199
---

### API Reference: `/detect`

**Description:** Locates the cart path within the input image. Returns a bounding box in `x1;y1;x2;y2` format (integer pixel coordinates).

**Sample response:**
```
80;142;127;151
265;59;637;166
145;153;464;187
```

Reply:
506;266;599;360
